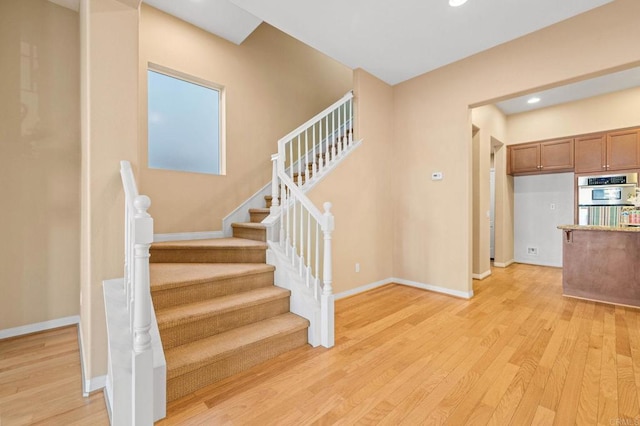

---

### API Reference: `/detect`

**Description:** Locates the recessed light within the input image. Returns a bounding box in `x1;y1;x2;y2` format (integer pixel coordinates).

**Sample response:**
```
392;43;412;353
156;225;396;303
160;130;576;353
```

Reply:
527;97;541;104
449;0;468;7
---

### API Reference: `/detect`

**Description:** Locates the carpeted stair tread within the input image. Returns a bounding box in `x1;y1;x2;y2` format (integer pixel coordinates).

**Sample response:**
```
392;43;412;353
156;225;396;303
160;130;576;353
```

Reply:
150;237;267;263
156;286;291;329
231;222;267;242
149;263;274;292
249;208;270;223
165;312;309;380
248;208;270;214
152;237;266;250
231;222;267;229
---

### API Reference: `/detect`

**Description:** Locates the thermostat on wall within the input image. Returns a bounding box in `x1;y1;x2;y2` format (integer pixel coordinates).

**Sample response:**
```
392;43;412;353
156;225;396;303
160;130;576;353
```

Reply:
431;172;443;181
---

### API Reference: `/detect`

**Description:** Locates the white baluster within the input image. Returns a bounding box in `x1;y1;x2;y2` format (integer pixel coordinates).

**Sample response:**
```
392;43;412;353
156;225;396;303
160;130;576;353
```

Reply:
306;211;311;287
292;198;297;265
325;115;330;167
321;202;335;347
125;203;133;333
296;135;301;186
314;221;320;301
299;201;304;274
319;119;324;173
132;195;152;353
132;195;153;425
289;139;293;182
344;102;349;148
349;98;354;146
338;104;343;156
124;203;129;295
285;188;290;256
279;183;286;248
304;129;309;185
312;124;317;175
332;111;337;160
270;154;280;214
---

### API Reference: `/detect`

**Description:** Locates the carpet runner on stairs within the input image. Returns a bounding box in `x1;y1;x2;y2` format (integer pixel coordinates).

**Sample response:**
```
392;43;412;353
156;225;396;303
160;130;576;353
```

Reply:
149;204;309;402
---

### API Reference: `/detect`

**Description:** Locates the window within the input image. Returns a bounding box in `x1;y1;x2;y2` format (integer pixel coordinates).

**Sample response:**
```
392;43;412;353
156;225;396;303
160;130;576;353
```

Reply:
147;65;224;175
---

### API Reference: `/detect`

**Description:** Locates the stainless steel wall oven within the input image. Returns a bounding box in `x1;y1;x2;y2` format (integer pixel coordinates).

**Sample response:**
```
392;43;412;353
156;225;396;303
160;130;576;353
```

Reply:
577;173;638;225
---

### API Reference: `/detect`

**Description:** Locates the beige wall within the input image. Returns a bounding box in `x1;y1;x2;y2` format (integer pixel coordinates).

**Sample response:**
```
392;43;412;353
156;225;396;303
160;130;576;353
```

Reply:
507;86;640;144
308;69;394;294
0;0;80;330
138;6;353;234
393;0;640;294
80;0;140;380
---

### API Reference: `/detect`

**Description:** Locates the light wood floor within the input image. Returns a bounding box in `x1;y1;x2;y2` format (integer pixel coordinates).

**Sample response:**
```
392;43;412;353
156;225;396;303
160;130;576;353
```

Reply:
3;263;640;425
0;326;108;425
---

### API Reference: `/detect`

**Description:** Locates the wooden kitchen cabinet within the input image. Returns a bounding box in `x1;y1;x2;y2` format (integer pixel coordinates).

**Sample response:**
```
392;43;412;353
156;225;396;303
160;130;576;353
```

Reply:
574;133;606;173
508;143;539;174
575;128;640;173
608;129;640;171
508;138;574;175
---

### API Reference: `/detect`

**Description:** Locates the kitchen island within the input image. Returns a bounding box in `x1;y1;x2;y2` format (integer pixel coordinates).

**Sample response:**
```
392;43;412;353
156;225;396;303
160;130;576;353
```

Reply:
558;224;640;308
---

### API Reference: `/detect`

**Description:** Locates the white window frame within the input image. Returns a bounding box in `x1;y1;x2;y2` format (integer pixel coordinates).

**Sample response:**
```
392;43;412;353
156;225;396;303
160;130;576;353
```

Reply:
147;62;226;175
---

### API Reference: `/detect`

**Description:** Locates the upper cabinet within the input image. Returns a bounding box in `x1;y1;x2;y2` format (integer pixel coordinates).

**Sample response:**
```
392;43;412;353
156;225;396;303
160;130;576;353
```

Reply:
508;138;574;175
508;126;640;176
607;129;640;171
509;143;539;174
574;134;606;173
540;139;575;172
575;129;640;173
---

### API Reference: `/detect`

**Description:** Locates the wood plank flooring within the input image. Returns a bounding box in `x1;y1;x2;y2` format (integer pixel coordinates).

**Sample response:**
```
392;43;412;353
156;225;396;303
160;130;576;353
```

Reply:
0;326;108;425
3;263;640;425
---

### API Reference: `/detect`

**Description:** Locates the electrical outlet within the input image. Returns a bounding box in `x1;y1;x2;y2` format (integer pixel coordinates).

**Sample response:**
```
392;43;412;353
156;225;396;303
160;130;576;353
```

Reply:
527;247;538;256
431;172;443;181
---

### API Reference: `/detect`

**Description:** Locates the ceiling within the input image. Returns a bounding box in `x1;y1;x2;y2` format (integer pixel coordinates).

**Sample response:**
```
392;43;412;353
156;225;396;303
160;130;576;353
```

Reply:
496;66;640;115
139;0;640;115
46;0;640;116
144;0;261;45
144;0;613;86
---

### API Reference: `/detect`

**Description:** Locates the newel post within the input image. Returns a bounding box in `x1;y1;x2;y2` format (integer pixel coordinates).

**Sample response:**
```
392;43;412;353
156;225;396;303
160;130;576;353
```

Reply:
132;195;154;425
320;202;335;348
270;154;280;214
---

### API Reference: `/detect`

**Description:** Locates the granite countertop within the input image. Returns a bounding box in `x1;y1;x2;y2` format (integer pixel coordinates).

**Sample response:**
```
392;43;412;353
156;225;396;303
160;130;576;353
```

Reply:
558;224;640;233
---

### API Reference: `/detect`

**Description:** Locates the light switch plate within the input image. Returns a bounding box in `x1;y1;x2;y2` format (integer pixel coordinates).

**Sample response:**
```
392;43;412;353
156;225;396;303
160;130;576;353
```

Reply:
431;172;443;181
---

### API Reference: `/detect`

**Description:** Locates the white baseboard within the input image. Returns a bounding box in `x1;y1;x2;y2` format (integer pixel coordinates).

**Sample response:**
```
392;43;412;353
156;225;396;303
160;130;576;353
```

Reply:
472;270;492;280
85;374;107;396
493;259;514;268
153;230;224;242
0;315;80;340
513;259;562;268
335;276;474;300
77;320;107;396
393;277;474;299
334;278;393;300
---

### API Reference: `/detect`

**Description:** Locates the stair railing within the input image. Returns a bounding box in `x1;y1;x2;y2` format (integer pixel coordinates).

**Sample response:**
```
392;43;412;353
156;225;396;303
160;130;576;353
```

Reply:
268;93;354;348
276;174;335;347
120;160;155;425
279;91;353;188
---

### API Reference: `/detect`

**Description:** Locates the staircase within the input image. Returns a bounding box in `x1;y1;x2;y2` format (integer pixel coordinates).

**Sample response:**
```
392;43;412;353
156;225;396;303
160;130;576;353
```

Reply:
149;197;309;402
107;92;358;424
